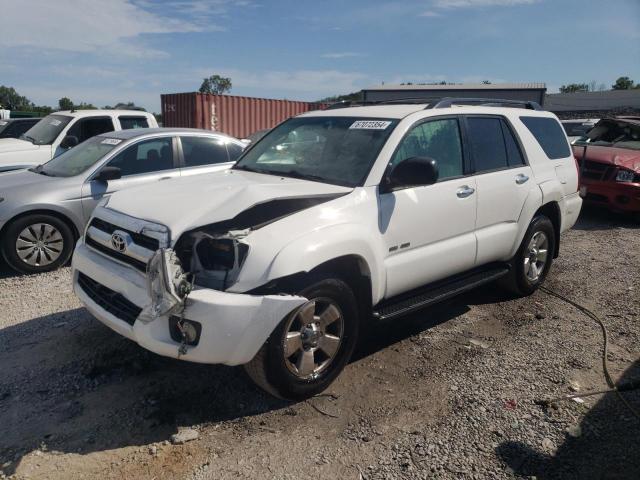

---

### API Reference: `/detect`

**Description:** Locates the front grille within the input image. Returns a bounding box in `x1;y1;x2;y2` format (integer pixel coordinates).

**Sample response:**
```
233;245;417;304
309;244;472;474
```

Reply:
90;218;159;251
78;273;142;326
86;237;148;272
580;160;615;181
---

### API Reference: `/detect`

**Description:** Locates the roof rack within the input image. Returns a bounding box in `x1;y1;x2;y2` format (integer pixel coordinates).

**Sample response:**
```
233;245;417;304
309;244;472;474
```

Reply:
427;97;542;110
326;97;432;109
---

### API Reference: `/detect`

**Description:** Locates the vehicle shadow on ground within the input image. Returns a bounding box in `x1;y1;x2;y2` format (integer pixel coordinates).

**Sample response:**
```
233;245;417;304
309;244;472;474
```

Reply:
0;283;510;475
496;359;640;479
573;205;639;231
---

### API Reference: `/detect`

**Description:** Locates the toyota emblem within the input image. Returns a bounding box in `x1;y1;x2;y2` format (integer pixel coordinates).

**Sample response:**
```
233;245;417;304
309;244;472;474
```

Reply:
111;232;127;252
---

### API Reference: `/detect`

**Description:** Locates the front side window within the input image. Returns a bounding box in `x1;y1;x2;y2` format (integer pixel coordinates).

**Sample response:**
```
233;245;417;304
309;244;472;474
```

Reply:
234;116;399;187
119;116;149;130
67;117;115;143
520;116;571;159
108;137;174;176
39;136;121;177
181;136;230;167
391;118;463;180
20;114;73;145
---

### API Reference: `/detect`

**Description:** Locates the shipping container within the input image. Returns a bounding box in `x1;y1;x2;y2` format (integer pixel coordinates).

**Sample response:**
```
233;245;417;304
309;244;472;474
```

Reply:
161;93;328;139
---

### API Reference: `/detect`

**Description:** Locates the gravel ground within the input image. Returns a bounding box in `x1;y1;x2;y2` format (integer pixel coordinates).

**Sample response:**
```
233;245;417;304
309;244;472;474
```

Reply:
0;206;638;480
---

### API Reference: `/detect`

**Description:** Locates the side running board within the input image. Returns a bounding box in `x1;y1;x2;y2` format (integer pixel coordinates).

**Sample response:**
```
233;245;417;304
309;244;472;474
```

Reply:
372;265;510;321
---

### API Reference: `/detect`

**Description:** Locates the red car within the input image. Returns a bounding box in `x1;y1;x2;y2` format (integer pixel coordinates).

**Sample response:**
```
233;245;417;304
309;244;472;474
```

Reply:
573;117;640;220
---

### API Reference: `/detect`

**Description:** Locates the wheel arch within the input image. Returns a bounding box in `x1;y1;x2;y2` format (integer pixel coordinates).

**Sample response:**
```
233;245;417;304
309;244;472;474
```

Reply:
535;201;561;258
0;208;81;241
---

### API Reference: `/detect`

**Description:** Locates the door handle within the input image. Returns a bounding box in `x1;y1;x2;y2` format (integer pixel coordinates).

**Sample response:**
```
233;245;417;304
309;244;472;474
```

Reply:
456;185;475;198
159;176;172;180
515;173;529;185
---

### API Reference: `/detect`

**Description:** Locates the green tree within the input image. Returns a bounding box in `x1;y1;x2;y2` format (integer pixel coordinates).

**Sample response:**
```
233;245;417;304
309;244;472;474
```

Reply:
0;85;33;110
58;97;74;110
612;76;634;90
199;75;232;95
559;83;589;93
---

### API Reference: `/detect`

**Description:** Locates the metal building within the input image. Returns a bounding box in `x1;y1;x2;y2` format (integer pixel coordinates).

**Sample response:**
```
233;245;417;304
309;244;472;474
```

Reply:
545;90;640;118
362;83;547;105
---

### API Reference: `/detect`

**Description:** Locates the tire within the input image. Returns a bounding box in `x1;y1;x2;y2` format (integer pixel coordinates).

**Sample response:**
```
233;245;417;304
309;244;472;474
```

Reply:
1;214;75;274
504;215;556;296
244;277;360;400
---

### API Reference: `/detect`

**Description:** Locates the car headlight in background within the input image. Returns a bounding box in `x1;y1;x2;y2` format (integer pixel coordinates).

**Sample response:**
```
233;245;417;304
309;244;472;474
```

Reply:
615;169;636;183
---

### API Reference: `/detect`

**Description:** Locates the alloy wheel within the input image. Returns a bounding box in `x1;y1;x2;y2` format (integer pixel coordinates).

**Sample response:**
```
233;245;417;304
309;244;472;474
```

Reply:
524;231;548;283
282;298;344;380
15;223;64;267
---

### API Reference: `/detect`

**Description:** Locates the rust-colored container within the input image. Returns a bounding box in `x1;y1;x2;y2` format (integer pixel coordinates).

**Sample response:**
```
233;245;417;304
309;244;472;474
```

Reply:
161;93;328;138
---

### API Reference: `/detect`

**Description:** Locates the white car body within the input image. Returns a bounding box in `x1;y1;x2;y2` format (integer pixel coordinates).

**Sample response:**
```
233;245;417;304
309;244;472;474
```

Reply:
0;110;158;171
72;102;582;372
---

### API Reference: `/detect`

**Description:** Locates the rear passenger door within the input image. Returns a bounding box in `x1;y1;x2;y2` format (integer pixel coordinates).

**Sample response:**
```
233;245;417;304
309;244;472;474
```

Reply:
178;135;238;177
464;116;534;265
81;136;180;221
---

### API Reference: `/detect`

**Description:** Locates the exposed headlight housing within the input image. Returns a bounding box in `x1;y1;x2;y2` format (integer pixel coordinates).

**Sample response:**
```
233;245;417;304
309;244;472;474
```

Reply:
147;249;190;318
189;230;250;291
616;169;636;183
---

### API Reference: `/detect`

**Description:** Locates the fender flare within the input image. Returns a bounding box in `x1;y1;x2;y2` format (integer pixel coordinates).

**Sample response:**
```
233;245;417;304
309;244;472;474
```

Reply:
265;223;386;304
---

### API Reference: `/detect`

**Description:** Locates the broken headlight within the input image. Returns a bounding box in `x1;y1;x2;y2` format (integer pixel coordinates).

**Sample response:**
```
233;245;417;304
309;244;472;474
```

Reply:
615;169;636;183
190;230;250;291
147;248;191;318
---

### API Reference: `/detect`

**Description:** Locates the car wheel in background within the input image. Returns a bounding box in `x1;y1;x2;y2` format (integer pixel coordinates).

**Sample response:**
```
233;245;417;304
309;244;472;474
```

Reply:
244;277;360;400
1;214;75;274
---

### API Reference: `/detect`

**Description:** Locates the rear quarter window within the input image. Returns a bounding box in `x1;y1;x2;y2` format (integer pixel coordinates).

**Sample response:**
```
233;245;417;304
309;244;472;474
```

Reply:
520;116;571;160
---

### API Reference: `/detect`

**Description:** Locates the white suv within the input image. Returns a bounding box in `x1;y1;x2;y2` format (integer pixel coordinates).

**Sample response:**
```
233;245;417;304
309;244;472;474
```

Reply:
71;98;582;400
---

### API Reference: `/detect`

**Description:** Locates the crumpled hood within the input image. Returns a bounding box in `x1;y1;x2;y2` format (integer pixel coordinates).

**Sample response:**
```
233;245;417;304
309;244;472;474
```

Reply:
105;169;353;238
0;138;40;154
573;145;640;172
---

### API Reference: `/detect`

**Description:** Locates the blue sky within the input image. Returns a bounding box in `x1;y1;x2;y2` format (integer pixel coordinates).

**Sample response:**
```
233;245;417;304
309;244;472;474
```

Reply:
1;0;638;112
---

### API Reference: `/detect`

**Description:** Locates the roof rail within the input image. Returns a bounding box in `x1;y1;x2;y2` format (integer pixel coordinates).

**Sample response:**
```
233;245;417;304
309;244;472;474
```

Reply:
427;97;542;110
326;97;432;109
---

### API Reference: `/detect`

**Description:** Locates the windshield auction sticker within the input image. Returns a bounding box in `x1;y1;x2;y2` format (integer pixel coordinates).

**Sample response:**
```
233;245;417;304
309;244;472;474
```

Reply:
0;121;7;126
101;138;122;145
349;120;392;130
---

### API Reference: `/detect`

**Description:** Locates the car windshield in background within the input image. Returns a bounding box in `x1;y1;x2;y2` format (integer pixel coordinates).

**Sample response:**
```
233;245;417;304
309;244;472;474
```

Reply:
579;120;640;151
234;117;399;187
21;114;73;145
38;136;122;177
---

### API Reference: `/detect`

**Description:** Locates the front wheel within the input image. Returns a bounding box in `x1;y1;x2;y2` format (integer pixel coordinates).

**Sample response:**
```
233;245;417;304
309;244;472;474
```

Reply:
505;215;556;296
1;214;75;274
244;277;359;400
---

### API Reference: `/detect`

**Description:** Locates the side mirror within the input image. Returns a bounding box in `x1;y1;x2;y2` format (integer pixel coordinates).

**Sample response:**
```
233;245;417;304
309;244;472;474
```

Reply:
94;166;122;182
60;135;79;149
382;156;439;192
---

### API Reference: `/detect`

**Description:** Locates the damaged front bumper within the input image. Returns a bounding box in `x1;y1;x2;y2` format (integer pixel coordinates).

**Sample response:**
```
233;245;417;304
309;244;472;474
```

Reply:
72;240;306;365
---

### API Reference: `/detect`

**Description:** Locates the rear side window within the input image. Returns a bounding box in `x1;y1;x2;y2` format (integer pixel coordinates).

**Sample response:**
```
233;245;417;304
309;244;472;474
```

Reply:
119;116;149;130
500;120;525;166
467;117;508;172
181;136;230;167
520;116;570;159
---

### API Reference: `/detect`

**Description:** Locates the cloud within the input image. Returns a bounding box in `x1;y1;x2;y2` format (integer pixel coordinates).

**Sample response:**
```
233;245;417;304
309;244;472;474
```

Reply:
320;52;365;59
419;10;442;17
0;0;208;57
433;0;539;7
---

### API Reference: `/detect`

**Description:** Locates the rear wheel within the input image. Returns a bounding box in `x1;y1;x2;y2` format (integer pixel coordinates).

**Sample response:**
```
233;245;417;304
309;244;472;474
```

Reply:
1;214;75;274
244;277;359;400
504;215;556;296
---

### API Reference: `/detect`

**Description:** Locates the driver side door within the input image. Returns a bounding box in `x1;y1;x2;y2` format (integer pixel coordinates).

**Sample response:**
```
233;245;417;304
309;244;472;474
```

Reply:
80;136;180;222
379;117;478;298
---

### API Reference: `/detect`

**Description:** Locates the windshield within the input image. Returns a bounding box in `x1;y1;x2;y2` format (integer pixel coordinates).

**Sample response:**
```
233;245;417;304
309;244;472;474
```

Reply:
234;116;399;187
21;114;73;145
576;120;640;150
37;136;122;177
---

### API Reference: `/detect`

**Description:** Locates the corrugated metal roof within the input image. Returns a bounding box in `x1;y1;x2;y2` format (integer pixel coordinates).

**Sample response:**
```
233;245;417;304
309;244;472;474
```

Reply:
545;90;640;111
363;83;546;91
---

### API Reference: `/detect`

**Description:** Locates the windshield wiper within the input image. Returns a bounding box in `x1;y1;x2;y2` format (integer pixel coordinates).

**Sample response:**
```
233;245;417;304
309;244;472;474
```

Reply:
278;170;328;183
21;134;36;144
28;164;55;176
